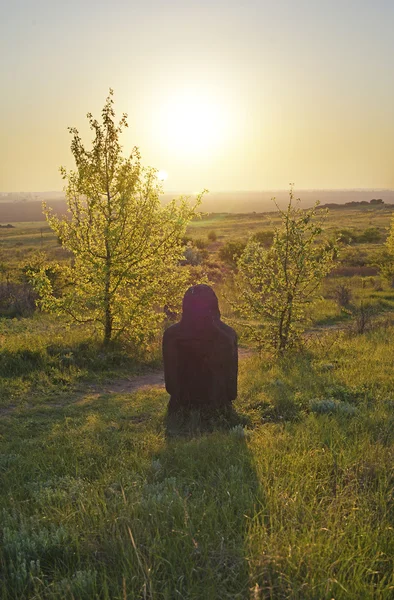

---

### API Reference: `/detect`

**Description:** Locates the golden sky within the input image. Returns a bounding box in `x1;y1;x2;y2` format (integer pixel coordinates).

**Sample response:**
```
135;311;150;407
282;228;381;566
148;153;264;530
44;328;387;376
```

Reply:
1;0;394;193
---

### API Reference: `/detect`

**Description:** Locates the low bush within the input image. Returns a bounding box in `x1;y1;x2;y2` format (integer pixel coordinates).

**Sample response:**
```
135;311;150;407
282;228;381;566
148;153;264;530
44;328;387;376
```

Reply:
337;227;382;245
358;227;382;243
218;240;246;267
183;244;208;265
339;247;369;267
0;281;37;317
333;283;352;308
194;238;207;250
351;301;377;334
251;229;274;247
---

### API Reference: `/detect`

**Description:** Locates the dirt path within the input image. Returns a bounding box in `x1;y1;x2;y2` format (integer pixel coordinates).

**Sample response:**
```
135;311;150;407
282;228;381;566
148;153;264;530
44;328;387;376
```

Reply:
92;347;255;396
0;348;255;416
3;313;393;417
95;312;394;397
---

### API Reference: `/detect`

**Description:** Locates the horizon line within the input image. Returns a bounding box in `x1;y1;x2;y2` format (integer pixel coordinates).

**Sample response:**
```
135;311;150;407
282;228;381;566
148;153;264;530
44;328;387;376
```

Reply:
2;187;394;195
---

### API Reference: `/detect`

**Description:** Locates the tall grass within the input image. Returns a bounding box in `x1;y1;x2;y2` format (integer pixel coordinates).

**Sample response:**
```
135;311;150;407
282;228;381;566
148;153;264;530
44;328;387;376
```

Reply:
0;323;393;598
0;315;160;409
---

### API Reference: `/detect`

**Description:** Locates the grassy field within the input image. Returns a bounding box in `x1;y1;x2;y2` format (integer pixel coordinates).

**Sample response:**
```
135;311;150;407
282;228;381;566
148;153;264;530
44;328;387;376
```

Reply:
0;325;393;599
2;203;393;262
0;206;393;598
187;204;394;241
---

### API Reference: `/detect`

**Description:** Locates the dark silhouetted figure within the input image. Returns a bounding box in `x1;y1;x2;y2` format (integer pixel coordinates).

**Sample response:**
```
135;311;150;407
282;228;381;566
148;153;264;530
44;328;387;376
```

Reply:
163;285;238;413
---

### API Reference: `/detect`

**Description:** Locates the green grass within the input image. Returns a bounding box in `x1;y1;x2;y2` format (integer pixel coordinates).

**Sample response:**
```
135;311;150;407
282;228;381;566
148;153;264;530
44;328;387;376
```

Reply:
0;315;160;410
0;325;393;599
1;207;394;598
187;205;394;242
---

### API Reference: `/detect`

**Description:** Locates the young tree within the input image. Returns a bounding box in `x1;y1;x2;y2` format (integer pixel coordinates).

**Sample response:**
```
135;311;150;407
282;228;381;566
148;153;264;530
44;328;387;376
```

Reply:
381;215;394;286
386;214;394;256
32;90;203;346
235;187;336;353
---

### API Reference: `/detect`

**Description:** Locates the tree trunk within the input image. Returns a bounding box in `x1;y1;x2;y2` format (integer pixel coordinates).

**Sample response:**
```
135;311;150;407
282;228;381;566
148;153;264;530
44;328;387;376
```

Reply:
104;294;112;345
103;238;112;346
278;310;286;354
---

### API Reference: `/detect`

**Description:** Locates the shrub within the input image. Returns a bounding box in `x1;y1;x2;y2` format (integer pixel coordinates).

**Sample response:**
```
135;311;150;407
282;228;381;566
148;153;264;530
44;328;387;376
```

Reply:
183;244;206;266
334;284;352;308
358;227;381;243
194;238;207;250
337;228;358;245
339;247;369;267
251;230;274;247
218;240;246;267
0;282;37;317
337;227;381;245
310;398;357;416
207;230;217;242
351;301;376;334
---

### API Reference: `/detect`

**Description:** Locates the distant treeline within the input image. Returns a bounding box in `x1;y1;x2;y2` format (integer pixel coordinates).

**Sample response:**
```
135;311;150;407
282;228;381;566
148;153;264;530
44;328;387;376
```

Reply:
320;199;385;209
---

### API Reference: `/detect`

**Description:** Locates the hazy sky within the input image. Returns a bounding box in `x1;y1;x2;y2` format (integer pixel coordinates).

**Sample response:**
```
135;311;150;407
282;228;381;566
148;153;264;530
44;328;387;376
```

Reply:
1;0;394;192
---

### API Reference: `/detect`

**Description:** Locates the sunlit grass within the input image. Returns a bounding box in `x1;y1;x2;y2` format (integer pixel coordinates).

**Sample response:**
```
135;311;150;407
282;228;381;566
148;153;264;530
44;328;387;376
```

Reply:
0;324;393;599
0;315;160;409
1;207;394;597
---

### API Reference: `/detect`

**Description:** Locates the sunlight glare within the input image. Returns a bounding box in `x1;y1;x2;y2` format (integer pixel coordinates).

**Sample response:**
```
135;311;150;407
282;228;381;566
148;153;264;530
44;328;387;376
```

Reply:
157;88;230;160
157;169;168;181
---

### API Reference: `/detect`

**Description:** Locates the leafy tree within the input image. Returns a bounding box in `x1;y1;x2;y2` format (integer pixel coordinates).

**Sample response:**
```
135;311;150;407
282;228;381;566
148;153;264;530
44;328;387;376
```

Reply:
235;187;337;353
31;90;203;346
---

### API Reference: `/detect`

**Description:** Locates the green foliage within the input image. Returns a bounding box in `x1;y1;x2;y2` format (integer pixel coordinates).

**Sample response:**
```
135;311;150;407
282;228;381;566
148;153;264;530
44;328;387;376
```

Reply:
193;238;207;250
1;325;394;598
337;226;381;245
236;188;337;353
372;222;394;286
251;229;274;247
359;226;382;243
386;213;394;257
333;283;352;308
207;230;217;242
339;246;369;267
218;240;246;267
30;91;203;346
350;300;377;334
183;243;204;266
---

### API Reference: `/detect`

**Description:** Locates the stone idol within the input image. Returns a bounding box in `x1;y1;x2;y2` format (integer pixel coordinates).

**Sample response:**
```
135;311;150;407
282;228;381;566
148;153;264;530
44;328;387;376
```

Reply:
163;285;238;412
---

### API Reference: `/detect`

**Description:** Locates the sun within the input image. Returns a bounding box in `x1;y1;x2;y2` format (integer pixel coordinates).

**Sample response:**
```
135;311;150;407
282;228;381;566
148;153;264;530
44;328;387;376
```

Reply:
155;88;230;160
157;170;168;181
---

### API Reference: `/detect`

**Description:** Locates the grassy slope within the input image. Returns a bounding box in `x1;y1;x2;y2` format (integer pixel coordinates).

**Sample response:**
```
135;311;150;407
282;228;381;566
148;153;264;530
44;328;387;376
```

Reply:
0;326;393;599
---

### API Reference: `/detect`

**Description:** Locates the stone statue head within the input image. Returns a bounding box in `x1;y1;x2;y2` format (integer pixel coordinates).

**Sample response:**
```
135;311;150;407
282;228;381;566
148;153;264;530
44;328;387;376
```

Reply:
181;284;220;328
